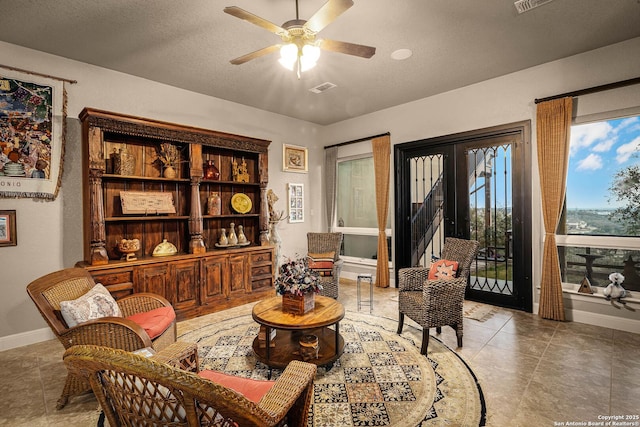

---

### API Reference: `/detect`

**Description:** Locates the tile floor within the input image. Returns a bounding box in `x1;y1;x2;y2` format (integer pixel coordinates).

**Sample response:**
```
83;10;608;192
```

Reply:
1;281;638;426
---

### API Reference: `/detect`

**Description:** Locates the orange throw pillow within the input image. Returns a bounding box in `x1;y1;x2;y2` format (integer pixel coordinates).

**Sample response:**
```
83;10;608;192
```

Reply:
428;259;459;280
126;306;176;339
198;370;276;403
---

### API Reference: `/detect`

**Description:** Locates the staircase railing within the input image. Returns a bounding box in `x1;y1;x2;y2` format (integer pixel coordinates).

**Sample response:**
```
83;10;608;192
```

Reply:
410;175;444;266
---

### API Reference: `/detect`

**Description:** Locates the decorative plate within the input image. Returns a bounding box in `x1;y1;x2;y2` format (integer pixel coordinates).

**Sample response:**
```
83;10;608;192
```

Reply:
231;193;252;214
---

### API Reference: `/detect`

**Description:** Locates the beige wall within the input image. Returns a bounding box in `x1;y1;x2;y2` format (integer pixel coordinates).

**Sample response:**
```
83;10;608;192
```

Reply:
321;37;640;332
1;37;639;347
0;41;324;348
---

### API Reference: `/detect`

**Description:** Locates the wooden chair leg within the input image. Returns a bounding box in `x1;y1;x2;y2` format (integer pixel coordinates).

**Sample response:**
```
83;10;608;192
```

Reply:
420;328;430;355
397;312;405;334
453;324;463;347
435;326;442;334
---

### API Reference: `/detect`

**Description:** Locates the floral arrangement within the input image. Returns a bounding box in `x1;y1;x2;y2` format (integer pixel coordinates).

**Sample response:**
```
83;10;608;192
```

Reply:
275;256;322;296
156;143;180;167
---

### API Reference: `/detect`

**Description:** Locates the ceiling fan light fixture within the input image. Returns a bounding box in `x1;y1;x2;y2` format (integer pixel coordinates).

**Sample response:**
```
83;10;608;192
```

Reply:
279;42;321;72
279;43;298;70
300;44;321;71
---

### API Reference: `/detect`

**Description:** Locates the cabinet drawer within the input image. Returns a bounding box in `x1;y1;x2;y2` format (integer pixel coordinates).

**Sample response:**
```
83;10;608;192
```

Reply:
251;251;272;264
252;264;272;276
251;277;273;291
91;268;134;286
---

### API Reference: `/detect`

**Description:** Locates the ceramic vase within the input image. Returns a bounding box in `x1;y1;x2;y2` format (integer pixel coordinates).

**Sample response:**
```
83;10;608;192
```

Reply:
204;160;220;180
237;225;247;244
163;165;176;179
218;228;228;246
207;192;221;215
228;222;238;245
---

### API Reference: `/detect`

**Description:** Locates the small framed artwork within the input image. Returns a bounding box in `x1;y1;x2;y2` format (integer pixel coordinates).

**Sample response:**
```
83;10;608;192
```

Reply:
0;210;17;247
288;183;304;223
283;144;308;173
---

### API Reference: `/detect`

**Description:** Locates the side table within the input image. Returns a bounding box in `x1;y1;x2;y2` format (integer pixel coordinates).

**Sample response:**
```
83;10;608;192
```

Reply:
357;273;373;313
151;341;199;373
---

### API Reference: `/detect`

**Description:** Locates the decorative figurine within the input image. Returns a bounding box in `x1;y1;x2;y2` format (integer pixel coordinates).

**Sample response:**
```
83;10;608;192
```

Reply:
232;157;250;182
604;272;628;305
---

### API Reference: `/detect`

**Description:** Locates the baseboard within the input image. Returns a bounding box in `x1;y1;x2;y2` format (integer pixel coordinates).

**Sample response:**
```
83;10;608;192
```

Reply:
532;302;640;333
0;327;55;351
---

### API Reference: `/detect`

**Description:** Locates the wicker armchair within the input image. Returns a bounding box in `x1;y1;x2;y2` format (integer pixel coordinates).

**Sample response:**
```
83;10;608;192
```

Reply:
396;237;480;354
307;232;343;299
64;345;317;427
26;268;177;408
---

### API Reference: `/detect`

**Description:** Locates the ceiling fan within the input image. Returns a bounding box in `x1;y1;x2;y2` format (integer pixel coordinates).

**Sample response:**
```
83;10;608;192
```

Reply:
224;0;376;77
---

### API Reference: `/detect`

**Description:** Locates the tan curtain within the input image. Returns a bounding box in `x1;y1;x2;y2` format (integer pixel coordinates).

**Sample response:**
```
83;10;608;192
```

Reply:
372;135;390;287
536;97;572;321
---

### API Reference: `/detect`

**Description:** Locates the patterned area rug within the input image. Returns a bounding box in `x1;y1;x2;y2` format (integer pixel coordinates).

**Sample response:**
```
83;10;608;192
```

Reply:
179;310;485;427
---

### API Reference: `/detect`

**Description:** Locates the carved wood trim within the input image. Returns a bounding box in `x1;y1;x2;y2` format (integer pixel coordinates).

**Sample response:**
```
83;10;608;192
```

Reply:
80;108;270;153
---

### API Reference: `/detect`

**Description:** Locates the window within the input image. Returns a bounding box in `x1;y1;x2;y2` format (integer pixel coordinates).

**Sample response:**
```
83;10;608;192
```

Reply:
558;113;640;290
335;150;391;265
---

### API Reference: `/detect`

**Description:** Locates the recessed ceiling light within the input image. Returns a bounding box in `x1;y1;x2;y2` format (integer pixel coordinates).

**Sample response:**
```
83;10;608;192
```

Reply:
391;49;412;61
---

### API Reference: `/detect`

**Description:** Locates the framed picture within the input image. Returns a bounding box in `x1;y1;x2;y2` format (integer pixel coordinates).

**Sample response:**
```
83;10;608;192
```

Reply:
0;69;66;200
0;210;17;247
288;183;304;223
283;144;308;173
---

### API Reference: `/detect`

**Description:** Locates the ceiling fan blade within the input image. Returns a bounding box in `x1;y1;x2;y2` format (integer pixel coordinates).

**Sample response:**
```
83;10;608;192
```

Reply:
305;0;354;33
319;39;376;58
230;45;281;65
224;6;287;35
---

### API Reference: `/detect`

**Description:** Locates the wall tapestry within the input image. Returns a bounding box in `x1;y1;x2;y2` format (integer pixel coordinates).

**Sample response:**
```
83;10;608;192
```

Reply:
0;68;66;199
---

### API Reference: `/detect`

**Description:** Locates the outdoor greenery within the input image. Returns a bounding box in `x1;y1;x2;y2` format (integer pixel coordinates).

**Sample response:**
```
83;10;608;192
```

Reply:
608;164;640;235
564;209;628;236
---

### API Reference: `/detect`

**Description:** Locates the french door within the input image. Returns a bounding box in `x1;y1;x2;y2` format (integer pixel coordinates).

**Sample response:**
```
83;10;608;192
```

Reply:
394;122;532;311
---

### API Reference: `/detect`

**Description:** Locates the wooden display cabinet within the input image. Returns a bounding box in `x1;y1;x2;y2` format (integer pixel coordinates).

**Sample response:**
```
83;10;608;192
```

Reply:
77;108;275;319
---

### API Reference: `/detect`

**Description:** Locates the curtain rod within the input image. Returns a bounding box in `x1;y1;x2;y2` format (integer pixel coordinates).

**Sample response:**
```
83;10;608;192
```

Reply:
0;64;78;84
324;132;390;149
534;76;640;104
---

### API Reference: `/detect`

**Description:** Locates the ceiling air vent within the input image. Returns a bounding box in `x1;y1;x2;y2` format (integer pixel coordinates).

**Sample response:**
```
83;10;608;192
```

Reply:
309;82;337;94
514;0;554;14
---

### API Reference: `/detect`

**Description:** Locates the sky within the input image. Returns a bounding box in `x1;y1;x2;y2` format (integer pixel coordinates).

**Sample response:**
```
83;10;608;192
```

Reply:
567;115;640;209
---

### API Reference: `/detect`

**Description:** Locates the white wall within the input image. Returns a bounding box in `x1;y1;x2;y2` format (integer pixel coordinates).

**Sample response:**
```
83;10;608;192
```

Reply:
0;41;325;348
321;37;640;332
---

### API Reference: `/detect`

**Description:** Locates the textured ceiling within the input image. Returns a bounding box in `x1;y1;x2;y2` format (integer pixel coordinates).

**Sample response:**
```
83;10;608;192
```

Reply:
1;0;639;125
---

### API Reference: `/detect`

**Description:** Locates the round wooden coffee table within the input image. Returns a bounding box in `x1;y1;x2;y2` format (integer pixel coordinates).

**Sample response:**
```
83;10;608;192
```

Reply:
252;295;345;372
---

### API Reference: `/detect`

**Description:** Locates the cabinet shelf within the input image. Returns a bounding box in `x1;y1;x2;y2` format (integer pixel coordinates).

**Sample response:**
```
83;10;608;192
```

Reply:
105;216;190;222
103;173;190;183
203;214;259;219
202;179;260;187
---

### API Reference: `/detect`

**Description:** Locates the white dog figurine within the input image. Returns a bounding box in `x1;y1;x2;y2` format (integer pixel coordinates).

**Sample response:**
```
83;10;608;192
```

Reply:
603;272;628;304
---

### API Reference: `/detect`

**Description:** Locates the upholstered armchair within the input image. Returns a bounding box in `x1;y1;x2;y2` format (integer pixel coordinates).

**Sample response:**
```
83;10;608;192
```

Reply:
307;232;343;299
396;237;480;354
64;345;317;427
27;268;177;408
